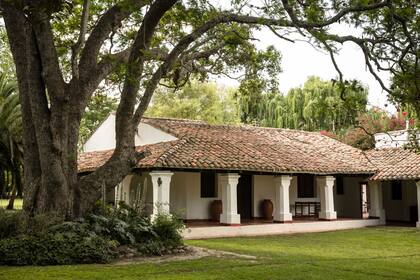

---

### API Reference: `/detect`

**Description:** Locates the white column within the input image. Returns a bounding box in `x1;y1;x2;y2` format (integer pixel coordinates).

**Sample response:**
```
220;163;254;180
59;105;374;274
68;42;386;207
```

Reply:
369;181;386;225
219;173;241;225
416;180;420;228
317;176;337;220
150;171;173;217
273;175;293;223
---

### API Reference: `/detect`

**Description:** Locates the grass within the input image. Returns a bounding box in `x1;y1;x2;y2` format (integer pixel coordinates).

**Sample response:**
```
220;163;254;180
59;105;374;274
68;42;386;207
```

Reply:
0;199;22;210
0;227;419;279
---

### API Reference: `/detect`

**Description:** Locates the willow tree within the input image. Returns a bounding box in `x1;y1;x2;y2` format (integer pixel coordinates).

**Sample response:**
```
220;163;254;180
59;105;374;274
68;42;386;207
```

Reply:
0;0;418;217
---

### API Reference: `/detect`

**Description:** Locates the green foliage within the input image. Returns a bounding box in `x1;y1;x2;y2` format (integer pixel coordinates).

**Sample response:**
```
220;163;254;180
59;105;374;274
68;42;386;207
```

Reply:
0;203;185;265
0;73;23;203
140;212;185;256
0;230;117;266
0;209;64;239
146;81;240;124
0;210;23;239
0;28;15;77
335;108;407;150
237;76;368;131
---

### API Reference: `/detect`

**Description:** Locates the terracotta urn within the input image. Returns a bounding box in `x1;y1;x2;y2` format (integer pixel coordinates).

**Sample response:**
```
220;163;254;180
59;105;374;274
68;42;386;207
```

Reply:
210;200;222;222
261;199;273;220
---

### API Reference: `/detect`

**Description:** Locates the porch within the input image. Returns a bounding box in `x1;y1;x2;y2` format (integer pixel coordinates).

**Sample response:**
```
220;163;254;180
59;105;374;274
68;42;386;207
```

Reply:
113;170;403;228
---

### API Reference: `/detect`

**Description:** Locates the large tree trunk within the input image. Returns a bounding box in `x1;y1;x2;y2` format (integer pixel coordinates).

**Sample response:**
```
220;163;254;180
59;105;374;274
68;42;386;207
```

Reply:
4;6;73;217
2;0;176;218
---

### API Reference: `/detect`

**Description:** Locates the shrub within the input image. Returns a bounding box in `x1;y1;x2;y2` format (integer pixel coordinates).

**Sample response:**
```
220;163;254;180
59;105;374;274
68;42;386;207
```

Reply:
0;227;117;265
0;203;185;265
0;210;24;239
0;210;64;240
136;213;185;256
152;213;184;247
88;214;135;245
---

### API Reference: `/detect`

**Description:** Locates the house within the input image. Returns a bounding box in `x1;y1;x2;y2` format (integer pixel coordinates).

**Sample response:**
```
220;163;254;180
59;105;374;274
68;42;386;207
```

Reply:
366;127;420;227
78;114;420;237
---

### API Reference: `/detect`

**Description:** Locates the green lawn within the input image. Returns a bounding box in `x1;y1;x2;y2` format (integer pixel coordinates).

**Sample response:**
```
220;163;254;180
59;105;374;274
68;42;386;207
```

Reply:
0;227;419;279
0;199;22;210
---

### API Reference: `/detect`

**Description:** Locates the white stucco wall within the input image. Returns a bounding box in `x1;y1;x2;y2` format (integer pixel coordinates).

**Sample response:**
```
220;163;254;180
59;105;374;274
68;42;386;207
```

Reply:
374;129;419;149
83;114;177;152
252;175;275;217
383;180;417;222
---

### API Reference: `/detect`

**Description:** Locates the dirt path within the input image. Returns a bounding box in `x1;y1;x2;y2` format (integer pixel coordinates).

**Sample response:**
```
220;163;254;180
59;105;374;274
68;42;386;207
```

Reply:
113;246;257;265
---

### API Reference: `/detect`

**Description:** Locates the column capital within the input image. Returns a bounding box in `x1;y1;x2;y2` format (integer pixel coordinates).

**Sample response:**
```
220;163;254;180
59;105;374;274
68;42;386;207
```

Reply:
416;180;420;188
150;170;174;177
219;173;241;184
273;175;292;185
316;175;335;187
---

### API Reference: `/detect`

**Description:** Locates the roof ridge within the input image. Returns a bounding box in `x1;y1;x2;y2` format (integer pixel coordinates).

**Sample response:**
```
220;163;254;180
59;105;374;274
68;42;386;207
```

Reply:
142;116;327;134
142;116;207;123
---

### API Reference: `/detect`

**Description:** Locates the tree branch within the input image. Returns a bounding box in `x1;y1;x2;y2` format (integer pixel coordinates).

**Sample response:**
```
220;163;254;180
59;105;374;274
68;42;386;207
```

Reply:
281;0;389;29
30;11;66;100
78;0;149;81
71;0;90;79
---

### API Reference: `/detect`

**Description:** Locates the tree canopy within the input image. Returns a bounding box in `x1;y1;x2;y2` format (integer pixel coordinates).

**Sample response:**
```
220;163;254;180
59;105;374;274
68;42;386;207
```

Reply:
146;81;240;124
238;76;368;131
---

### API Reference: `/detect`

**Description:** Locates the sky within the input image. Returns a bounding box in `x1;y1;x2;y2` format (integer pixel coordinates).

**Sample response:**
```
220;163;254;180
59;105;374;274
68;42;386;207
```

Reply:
211;2;396;113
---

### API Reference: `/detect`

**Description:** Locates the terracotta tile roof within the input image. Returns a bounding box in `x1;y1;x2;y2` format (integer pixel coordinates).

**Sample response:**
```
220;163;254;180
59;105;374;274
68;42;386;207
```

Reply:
78;117;376;175
78;141;178;173
365;148;420;181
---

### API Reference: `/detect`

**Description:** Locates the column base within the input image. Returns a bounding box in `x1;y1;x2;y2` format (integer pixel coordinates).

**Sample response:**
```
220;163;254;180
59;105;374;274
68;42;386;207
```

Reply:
318;211;337;220
416;222;420;229
273;213;293;223
220;213;240;225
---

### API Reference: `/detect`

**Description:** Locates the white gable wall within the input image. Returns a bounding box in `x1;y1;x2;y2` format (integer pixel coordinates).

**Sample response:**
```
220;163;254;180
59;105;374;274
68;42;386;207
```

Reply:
83;114;177;152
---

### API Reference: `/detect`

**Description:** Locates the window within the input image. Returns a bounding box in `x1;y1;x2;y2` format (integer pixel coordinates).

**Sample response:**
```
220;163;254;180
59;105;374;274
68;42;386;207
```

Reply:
391;180;402;200
336;176;344;195
297;174;315;198
201;172;217;198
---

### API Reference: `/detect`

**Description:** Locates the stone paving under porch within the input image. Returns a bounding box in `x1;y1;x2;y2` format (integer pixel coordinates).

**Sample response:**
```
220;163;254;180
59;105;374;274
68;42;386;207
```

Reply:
182;218;381;239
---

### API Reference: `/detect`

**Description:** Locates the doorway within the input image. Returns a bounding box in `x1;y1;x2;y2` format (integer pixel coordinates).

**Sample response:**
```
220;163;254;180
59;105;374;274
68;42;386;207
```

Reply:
360;182;370;219
237;174;253;220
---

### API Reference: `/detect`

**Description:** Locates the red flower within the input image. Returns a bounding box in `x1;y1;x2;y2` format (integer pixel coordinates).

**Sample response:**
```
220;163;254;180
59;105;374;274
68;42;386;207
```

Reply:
409;118;415;126
402;111;408;117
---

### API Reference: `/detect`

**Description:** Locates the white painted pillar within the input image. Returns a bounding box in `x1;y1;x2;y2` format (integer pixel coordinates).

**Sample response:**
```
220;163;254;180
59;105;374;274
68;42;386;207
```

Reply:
317;176;337;220
368;181;386;225
416;180;420;228
273;175;293;223
219;173;241;225
150;171;173;217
